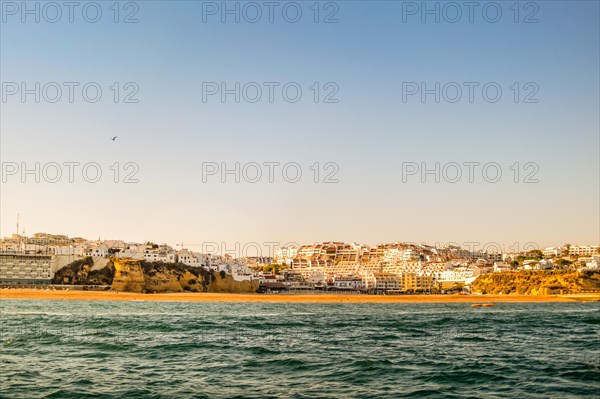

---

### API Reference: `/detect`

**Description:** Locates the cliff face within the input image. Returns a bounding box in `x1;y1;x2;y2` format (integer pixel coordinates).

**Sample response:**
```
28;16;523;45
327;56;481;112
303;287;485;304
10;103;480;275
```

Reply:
111;259;258;293
51;257;115;285
111;259;147;293
471;270;600;295
52;257;259;293
206;273;258;293
135;260;207;293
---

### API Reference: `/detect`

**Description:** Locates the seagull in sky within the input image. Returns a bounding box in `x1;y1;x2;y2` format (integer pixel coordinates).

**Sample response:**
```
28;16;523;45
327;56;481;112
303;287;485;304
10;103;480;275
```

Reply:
110;136;118;141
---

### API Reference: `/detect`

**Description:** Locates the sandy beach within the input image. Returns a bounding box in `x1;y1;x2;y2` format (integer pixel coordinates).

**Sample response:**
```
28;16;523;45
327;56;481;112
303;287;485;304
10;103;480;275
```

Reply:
1;289;598;303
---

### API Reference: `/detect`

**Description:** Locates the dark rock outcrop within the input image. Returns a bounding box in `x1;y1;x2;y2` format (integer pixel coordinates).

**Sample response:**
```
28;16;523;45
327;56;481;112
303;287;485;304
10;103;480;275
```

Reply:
51;257;115;285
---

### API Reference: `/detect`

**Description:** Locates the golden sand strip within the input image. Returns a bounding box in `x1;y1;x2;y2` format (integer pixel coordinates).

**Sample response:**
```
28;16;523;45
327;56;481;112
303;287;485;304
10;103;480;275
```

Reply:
1;289;598;303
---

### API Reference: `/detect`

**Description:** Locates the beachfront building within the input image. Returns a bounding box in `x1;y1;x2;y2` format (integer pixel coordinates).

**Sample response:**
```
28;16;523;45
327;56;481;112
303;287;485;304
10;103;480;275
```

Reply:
447;265;480;279
364;272;401;291
401;273;435;292
0;253;55;285
332;276;364;290
436;266;481;289
305;271;326;284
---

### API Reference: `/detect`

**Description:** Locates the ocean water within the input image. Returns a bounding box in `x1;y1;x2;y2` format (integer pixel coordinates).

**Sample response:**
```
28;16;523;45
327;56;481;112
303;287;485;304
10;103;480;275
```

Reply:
0;300;598;399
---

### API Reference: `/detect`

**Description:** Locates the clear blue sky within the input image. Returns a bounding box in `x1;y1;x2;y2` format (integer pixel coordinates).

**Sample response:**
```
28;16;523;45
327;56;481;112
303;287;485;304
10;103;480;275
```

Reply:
1;1;598;252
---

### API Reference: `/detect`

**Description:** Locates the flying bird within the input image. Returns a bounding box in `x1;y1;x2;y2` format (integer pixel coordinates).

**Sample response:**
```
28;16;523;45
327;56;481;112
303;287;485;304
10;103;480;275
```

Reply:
110;136;118;141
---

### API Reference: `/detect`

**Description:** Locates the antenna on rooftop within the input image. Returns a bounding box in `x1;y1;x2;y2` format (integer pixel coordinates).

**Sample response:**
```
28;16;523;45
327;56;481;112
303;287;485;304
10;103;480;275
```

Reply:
16;213;19;236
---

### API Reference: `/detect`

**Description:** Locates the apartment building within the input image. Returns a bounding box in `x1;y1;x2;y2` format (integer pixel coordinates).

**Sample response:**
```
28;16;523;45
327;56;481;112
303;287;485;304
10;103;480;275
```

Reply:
363;243;424;264
439;266;480;280
364;272;401;291
332;277;364;290
568;245;600;257
325;260;361;277
401;273;434;292
543;247;562;258
0;254;54;285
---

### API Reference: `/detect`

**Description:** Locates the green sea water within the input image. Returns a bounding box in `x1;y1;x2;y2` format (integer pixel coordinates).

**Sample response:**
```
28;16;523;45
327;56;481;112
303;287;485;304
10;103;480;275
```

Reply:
0;300;598;398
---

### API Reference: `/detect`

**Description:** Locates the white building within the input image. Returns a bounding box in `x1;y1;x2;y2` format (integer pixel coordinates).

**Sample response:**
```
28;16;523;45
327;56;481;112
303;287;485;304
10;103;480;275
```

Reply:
144;245;177;263
49;245;85;256
364;272;401;291
568;245;600;257
332;277;364;290
493;262;512;273
274;246;298;265
85;245;109;258
438;266;481;283
177;249;209;268
211;260;256;282
543;247;562;258
582;256;600;271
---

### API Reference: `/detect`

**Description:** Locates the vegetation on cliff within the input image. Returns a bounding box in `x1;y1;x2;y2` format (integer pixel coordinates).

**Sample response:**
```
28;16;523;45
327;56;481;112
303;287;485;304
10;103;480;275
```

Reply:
140;260;216;292
112;258;258;293
51;257;115;285
471;270;600;295
259;263;289;274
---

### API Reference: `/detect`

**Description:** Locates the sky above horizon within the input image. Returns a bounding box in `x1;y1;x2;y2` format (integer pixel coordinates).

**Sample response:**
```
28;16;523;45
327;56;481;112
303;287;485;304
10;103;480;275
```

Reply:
1;0;599;253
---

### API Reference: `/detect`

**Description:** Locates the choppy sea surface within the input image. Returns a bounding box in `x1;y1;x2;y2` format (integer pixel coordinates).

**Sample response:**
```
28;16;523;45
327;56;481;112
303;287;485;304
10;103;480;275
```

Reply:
0;300;599;398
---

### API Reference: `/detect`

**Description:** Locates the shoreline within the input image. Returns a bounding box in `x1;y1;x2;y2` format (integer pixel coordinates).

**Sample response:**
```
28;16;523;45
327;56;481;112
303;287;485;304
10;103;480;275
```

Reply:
1;289;598;303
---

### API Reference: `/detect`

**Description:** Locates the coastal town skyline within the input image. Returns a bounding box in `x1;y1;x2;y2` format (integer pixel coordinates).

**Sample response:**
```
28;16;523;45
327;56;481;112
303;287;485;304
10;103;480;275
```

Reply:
1;230;598;294
1;225;598;256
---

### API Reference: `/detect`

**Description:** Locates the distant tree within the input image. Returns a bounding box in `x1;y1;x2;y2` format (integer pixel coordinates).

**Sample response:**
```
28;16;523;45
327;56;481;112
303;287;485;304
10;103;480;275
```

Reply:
527;250;543;260
555;258;572;268
262;263;287;274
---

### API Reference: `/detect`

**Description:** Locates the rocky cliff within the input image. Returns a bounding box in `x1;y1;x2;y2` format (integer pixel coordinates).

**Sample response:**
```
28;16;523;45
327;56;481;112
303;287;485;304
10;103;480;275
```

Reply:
51;257;115;285
111;259;205;293
471;270;600;295
53;257;258;293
